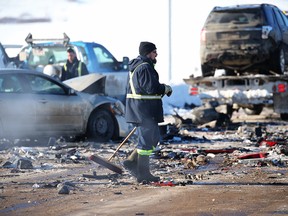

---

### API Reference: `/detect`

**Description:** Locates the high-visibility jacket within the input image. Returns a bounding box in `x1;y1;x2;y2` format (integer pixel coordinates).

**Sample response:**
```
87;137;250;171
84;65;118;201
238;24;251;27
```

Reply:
63;62;83;77
61;59;88;81
125;56;166;124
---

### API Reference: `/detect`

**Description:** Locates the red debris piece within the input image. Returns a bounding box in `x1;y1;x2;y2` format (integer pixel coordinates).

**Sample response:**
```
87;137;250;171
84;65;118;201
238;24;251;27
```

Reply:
203;149;236;154
237;152;268;159
180;148;198;153
259;140;277;147
152;181;176;187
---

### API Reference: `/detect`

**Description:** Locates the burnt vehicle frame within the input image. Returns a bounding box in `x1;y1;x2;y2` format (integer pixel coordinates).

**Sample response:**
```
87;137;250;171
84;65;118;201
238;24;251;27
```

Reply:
200;3;288;77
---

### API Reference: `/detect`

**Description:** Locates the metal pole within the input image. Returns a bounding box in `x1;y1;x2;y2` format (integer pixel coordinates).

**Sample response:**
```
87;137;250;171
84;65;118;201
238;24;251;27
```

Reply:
107;127;137;161
168;0;172;81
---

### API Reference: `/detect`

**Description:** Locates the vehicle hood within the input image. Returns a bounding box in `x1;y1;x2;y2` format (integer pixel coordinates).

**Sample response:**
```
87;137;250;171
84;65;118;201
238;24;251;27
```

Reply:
63;73;106;94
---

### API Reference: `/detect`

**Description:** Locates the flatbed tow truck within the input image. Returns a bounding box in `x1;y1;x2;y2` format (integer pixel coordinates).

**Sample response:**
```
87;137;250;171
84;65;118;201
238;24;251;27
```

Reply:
183;73;288;120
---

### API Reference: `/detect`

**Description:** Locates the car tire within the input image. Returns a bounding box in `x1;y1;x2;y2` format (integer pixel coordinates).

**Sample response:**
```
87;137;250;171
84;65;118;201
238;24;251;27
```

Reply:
243;105;263;115
87;109;115;142
271;46;285;74
201;64;215;77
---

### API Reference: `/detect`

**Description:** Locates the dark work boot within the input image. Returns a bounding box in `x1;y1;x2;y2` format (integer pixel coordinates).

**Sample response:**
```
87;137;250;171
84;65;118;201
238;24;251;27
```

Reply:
123;149;138;177
137;155;160;183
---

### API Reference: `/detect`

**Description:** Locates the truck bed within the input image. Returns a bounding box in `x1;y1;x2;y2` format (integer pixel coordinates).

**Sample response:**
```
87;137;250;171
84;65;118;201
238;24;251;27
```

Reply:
183;74;288;106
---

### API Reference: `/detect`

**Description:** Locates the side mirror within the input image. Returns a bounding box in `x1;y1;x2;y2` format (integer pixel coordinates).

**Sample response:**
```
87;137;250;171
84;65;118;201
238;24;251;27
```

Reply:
68;88;76;95
122;56;129;70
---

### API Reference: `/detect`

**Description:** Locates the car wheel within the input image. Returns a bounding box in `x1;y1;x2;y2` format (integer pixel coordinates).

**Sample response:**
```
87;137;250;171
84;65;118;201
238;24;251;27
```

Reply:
271;47;285;74
243;105;263;115
87;109;115;142
201;64;215;77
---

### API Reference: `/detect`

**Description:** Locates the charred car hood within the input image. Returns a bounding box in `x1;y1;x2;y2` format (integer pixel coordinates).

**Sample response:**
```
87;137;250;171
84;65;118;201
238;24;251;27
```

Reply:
63;73;106;94
63;72;128;103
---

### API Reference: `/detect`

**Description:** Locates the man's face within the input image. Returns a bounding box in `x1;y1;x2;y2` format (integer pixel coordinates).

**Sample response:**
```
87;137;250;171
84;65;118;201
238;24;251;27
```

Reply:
148;50;157;64
67;51;76;63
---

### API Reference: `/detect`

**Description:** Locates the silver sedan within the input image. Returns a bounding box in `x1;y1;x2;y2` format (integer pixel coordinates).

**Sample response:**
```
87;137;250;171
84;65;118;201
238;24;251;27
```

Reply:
0;69;130;142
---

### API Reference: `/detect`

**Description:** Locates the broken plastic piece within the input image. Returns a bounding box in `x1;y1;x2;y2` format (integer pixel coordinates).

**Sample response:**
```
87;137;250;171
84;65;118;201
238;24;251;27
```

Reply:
151;181;176;187
237;152;268;159
202;148;237;154
260;140;277;147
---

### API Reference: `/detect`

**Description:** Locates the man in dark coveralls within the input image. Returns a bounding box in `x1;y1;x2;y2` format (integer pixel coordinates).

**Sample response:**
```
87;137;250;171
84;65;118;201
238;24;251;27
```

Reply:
124;41;172;183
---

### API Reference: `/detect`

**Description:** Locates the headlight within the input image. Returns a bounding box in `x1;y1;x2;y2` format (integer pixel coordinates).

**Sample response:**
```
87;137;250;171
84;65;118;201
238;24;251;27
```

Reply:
111;100;125;116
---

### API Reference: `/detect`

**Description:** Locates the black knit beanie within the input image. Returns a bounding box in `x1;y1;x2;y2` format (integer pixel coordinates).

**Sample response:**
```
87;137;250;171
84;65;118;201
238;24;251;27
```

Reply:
139;41;157;56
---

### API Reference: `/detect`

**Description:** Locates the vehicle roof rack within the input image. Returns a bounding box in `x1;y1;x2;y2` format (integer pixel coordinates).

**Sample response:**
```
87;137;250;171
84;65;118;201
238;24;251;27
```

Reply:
25;33;70;47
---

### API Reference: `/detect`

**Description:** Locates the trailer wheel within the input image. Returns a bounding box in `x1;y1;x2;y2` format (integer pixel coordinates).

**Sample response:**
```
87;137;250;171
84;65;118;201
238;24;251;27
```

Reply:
225;69;236;76
280;113;288;121
201;64;215;77
243;105;263;115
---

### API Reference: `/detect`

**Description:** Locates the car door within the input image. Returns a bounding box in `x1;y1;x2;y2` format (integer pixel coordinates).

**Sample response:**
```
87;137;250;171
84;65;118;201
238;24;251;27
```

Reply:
24;74;88;135
0;73;36;137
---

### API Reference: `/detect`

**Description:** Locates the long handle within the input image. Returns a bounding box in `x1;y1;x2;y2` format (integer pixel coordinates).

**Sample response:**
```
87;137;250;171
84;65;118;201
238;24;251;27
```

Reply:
108;126;137;161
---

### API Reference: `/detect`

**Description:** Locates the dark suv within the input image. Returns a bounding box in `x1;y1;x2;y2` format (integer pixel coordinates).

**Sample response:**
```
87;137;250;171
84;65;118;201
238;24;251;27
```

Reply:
200;4;288;77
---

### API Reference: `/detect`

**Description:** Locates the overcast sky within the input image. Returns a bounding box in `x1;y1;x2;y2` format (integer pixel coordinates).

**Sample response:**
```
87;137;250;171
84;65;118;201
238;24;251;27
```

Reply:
0;0;287;84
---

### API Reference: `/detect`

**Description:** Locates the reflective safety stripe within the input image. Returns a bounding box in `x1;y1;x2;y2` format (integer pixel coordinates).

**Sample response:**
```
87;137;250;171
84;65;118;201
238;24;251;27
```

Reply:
63;62;82;76
126;94;161;99
137;148;154;156
128;62;161;100
77;62;82;76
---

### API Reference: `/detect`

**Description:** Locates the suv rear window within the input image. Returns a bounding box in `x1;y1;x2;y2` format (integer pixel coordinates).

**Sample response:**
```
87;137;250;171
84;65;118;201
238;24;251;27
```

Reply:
205;8;264;28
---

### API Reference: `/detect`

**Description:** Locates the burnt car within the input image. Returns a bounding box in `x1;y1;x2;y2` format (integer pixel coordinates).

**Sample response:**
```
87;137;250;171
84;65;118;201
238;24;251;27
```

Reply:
200;4;288;77
0;68;131;142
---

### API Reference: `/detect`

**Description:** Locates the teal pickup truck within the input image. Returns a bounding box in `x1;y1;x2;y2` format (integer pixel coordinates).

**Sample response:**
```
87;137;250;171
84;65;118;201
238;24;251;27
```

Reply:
17;33;129;102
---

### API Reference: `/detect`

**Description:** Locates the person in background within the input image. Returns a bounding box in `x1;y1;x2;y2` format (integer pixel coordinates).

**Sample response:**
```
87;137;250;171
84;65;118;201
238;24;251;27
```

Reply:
61;48;88;81
123;41;172;183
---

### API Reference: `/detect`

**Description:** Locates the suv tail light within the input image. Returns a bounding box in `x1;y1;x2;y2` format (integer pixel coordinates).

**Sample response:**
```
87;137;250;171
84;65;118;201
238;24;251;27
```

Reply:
273;83;286;93
200;29;206;42
262;26;272;39
189;87;199;95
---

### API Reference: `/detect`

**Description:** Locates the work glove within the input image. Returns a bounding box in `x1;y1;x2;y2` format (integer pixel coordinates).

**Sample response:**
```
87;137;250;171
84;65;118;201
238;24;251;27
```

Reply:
164;84;173;97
